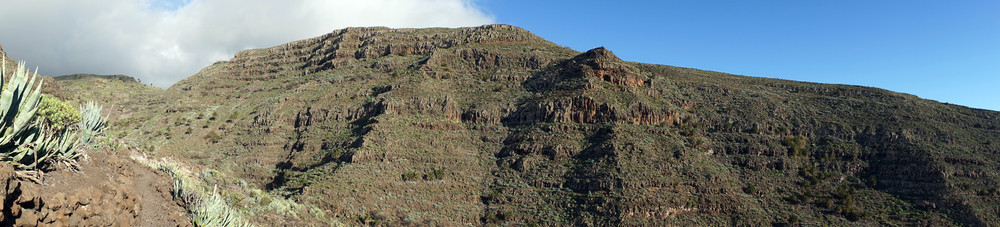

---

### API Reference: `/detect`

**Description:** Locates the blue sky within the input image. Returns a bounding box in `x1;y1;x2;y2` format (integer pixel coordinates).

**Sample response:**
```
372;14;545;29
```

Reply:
148;0;190;11
2;0;996;111
479;0;999;111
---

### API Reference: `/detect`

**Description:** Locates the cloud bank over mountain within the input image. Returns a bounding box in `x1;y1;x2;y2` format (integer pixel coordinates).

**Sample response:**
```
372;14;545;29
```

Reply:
0;0;493;87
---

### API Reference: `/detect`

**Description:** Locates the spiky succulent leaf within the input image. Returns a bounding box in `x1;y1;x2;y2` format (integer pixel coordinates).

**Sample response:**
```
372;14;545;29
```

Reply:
0;56;50;170
78;100;108;145
53;129;82;160
0;57;43;147
3;126;46;169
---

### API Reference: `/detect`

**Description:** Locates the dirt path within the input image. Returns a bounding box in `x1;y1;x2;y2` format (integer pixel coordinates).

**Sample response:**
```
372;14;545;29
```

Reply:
1;150;191;226
133;159;191;226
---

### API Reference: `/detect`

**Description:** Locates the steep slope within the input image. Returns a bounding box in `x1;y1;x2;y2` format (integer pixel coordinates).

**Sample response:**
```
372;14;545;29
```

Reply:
54;74;164;120
93;25;1000;226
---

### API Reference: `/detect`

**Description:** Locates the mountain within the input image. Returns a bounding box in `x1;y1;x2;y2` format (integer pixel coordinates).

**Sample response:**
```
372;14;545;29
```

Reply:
48;25;1000;225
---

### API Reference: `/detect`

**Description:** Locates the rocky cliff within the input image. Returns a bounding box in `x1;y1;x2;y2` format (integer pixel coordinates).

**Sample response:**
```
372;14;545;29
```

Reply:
61;25;1000;226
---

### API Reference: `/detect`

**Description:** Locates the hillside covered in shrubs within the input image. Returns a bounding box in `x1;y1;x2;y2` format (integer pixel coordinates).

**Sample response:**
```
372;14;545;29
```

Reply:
4;25;998;225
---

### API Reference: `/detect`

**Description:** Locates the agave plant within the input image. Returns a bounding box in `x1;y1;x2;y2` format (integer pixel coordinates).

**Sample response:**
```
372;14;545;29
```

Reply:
5;125;81;169
5;125;46;168
47;127;82;161
192;186;251;227
78;100;109;145
0;57;46;168
156;161;252;227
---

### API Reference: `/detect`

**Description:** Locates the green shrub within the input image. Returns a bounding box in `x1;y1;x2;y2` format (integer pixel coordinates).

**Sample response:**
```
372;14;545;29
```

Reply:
193;187;249;227
205;131;222;143
782;135;808;156
402;171;420;181
787;214;800;225
423;168;446;180
227;111;239;123
31;94;85;167
36;94;82;132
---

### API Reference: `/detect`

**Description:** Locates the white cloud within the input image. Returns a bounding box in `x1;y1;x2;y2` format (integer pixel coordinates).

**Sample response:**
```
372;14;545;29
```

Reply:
0;0;493;87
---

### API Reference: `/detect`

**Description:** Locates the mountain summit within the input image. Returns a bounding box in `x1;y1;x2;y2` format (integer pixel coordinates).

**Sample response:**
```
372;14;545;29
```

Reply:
44;25;1000;225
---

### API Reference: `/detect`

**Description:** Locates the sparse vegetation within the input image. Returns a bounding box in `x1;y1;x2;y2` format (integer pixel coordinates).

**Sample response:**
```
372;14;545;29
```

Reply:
140;158;252;227
227;111;239;123
133;155;343;226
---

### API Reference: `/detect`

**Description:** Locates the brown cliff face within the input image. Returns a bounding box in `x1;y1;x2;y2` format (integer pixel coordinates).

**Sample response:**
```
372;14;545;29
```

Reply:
568;47;648;87
61;25;1000;226
505;95;677;125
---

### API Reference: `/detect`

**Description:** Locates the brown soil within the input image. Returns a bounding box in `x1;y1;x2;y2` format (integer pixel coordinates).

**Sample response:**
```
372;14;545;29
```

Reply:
1;150;190;226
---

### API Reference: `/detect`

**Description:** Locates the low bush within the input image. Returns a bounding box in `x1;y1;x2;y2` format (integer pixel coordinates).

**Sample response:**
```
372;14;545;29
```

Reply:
205;131;222;143
782;135;808;156
402;171;420;181
423;168;446;180
37;94;82;132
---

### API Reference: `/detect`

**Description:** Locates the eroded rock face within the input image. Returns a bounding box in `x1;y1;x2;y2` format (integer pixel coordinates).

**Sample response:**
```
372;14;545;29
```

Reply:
506;96;677;125
0;163;15;223
567;47;648;87
2;179;139;226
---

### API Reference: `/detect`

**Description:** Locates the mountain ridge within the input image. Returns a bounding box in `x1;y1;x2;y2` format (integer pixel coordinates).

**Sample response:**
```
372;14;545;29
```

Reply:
41;24;1000;225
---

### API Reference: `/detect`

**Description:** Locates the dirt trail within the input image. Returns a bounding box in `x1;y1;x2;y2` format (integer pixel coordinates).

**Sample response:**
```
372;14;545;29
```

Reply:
133;158;191;226
1;150;191;226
